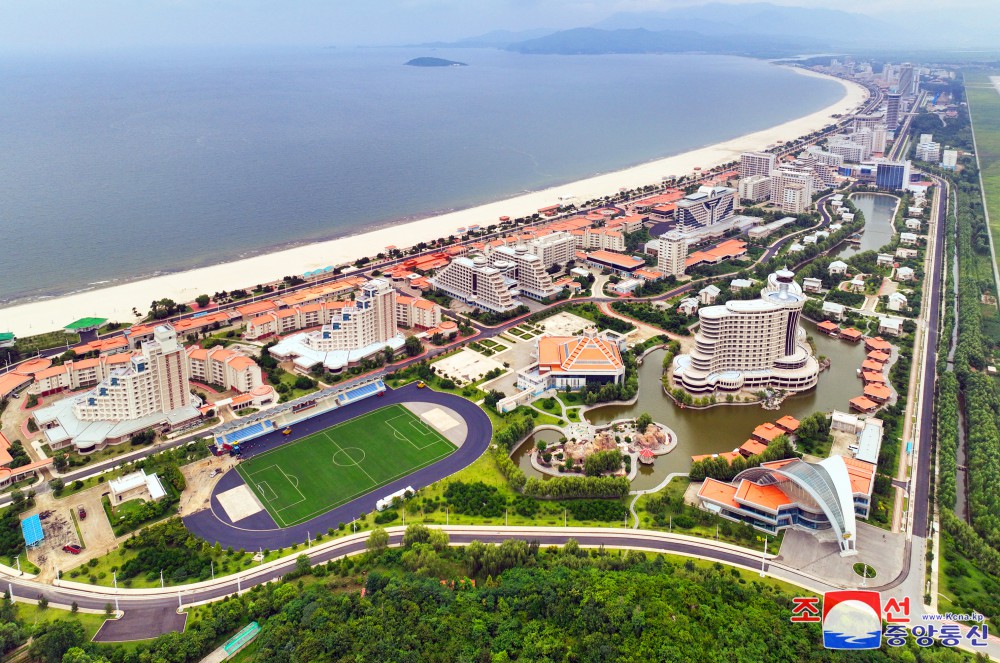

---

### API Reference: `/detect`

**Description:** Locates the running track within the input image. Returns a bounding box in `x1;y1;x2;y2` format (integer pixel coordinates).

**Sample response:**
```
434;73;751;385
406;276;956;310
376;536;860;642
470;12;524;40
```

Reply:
182;384;492;549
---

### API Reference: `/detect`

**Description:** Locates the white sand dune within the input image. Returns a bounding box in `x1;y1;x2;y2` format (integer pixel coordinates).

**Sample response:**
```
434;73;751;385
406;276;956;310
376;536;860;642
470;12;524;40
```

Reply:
0;67;867;337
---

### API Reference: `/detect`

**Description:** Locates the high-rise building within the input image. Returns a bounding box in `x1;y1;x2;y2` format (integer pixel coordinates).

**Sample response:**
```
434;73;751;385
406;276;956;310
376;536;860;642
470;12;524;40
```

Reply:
671;268;819;395
674;186;736;227
919;133;934;145
885;93;901;128
738;174;771;203
739;152;776;179
303;278;398;351
898;63;915;97
489;245;560;301
525;232;576;268
430;255;520;314
871;126;888;155
34;325;202;453
875;160;912;191
915;142;941;163
852;114;884;132
770;167;815;214
942;150;959;170
655;229;687;278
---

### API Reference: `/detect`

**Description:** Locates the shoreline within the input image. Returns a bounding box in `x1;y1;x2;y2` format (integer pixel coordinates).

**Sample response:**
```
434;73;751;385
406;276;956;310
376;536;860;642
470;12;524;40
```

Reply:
0;67;868;337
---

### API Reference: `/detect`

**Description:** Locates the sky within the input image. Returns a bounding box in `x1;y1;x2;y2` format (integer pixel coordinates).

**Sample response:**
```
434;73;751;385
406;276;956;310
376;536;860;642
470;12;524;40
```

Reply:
0;0;997;53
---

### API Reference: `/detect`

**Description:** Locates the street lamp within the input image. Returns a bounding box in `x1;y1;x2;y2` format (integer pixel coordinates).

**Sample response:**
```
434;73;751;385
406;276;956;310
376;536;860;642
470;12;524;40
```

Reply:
760;536;768;578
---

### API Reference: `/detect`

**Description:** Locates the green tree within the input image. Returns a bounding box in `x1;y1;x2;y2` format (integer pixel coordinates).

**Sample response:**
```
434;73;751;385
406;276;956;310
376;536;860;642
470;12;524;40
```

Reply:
635;412;653;431
195;294;211;308
404;335;423;357
29;620;85;663
366;527;389;555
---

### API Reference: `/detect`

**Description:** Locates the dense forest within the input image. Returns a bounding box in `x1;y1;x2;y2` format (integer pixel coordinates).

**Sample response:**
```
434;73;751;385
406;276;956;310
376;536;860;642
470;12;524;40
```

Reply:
3;528;976;662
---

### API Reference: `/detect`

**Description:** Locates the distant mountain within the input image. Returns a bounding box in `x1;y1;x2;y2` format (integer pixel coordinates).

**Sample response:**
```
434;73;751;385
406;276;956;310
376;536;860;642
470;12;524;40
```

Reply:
405;57;468;67
593;3;897;46
504;27;820;58
414;29;554;49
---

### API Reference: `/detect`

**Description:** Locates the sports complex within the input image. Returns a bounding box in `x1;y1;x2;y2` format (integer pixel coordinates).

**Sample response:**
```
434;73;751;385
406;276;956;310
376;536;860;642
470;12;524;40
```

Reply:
184;383;492;549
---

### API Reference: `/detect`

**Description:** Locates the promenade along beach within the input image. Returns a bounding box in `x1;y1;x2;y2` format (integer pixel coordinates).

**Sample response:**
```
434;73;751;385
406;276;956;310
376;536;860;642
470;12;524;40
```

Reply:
0;68;867;336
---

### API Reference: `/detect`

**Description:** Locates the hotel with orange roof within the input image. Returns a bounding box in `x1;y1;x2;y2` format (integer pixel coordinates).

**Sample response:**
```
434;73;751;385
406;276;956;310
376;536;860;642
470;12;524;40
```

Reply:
33;326;203;453
697;454;875;555
515;327;626;394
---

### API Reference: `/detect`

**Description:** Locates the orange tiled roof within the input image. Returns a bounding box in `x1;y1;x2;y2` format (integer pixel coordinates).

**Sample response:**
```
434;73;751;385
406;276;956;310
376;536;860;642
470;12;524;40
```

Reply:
775;415;799;433
865;337;892;352
691;450;741;463
817;320;840;333
698;477;740;508
537;335;624;375
840;327;863;341
864;384;891;401
752;422;784;442
861;360;884;372
843;456;877;495
850;396;879;412
739;439;769;457
862;371;886;384
0;373;31;398
736;480;792;511
584;250;644;270
867;351;890;363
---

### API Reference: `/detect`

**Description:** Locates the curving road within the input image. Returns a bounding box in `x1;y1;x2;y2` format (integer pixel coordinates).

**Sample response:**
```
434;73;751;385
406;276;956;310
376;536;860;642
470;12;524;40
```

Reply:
182;384;492;550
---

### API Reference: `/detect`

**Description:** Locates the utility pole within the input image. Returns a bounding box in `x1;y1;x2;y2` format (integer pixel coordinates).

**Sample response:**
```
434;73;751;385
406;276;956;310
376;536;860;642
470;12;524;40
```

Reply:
160;570;164;588
113;572;120;614
760;536;768;578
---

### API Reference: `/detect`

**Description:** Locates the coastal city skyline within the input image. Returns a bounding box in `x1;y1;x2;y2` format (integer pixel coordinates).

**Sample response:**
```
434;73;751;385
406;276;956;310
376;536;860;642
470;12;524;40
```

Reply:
1;5;999;660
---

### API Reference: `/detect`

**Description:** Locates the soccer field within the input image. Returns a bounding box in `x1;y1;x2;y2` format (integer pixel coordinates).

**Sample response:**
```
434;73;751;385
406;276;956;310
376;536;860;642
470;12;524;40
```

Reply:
235;404;457;527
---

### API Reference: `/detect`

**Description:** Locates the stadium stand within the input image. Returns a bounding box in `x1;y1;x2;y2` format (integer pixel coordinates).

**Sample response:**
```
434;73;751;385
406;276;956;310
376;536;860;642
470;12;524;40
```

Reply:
337;380;386;406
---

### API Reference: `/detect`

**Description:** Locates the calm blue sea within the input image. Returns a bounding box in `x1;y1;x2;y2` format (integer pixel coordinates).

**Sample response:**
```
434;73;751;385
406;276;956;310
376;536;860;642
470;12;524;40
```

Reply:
0;47;843;305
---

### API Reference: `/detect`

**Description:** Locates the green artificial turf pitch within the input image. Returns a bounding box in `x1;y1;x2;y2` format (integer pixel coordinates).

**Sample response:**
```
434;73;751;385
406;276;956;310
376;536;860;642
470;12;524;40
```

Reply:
235;404;456;527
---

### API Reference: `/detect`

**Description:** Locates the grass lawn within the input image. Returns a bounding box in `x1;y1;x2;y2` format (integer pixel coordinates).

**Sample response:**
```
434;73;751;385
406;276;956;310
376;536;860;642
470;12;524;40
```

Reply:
16;603;110;640
237;404;457;527
14;330;80;355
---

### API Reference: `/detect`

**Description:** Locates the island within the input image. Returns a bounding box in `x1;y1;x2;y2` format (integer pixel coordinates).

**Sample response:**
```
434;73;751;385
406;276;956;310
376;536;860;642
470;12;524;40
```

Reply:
404;56;468;67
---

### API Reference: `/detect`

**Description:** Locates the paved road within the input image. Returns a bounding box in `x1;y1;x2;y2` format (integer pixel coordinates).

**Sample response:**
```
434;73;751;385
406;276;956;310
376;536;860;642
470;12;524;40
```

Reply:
182;383;492;549
909;173;948;539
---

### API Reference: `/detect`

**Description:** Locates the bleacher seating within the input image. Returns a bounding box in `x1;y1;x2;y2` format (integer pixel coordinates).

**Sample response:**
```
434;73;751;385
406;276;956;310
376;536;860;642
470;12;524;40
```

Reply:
337;380;385;406
221;421;273;447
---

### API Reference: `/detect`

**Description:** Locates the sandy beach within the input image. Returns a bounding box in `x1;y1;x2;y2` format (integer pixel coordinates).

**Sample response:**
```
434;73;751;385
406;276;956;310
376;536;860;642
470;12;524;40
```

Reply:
0;67;867;337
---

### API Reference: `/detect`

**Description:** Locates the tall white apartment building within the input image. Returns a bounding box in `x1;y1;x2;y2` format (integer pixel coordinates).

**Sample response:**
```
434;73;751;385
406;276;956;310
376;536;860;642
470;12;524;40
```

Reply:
185;346;264;394
34;325;202;453
675;186;736;227
76;326;190;422
672;268;819;394
308;278;398;351
805;146;845;169
430;255;520;314
490;245;561;301
738;174;771;203
770;168;814;214
871;126;888;155
526;232;576;268
739;152;776;179
942;150;958;170
654;229;687;278
916;141;941;163
827;139;866;163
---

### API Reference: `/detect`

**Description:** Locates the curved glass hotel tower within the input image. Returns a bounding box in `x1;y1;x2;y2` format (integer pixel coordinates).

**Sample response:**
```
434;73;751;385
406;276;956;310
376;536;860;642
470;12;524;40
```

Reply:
673;268;819;394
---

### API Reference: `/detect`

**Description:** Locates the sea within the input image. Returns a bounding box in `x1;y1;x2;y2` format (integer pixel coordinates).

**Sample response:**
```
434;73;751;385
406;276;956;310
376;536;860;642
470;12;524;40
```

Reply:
0;47;843;306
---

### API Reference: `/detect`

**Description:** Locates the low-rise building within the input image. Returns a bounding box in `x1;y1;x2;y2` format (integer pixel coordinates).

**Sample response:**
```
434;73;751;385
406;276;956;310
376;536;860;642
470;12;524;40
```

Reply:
696;455;874;555
822;301;846;321
584;250;646;276
395;296;444;329
828;260;849;276
730;278;753;292
899;232;919;246
108;468;167;504
904;218;922;231
876;253;895;268
515;328;626;393
698;284;721;305
879;317;904;336
802;277;823;293
895;266;915;281
677;298;699;315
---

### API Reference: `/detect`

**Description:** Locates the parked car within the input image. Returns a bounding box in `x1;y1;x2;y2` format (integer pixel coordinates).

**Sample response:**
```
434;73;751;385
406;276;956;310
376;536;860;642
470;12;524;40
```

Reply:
416;381;426;389
77;506;87;520
62;544;82;554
